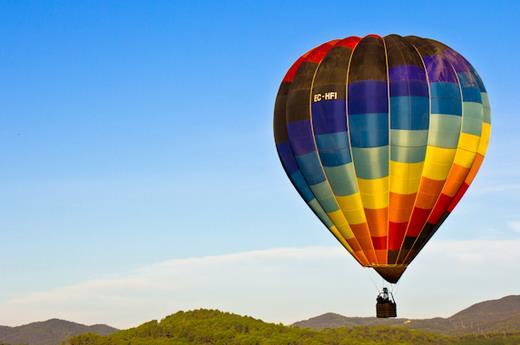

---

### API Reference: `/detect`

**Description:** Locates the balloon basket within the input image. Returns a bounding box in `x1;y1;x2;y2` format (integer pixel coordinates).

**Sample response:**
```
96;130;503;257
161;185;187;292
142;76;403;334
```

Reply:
376;301;397;318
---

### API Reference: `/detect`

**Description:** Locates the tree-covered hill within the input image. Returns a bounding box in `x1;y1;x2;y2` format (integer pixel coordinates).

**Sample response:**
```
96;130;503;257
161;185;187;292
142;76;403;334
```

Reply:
66;309;520;345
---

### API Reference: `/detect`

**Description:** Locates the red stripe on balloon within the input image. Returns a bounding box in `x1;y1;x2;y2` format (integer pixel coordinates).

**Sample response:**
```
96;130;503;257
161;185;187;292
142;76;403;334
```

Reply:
336;36;361;48
372;236;388;250
305;40;340;63
388;222;407;250
407;207;431;237
428;193;453;224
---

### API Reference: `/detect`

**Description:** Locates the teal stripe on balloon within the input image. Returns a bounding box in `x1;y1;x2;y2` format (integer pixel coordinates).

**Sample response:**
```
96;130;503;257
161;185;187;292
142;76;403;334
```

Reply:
390;129;428;163
351;146;389;179
390;146;426;163
323;163;359;196
308;199;334;228
309;181;341;213
461;103;483;136
428;114;462;148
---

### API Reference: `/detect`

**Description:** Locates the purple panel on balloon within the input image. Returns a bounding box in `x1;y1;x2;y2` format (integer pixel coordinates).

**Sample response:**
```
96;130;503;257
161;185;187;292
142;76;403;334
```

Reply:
348;80;388;114
311;100;347;135
287;120;316;156
388;65;426;81
277;142;299;174
422;55;458;83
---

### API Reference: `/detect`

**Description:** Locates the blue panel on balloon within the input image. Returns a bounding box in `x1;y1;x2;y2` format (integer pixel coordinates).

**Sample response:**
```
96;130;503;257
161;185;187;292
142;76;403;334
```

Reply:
290;170;315;202
295;151;326;185
461;87;482;103
315;132;349;150
276;142;298;174
311;100;347;135
348;113;389;147
319;147;352;166
429;82;461;100
348;81;388;114
431;98;462;116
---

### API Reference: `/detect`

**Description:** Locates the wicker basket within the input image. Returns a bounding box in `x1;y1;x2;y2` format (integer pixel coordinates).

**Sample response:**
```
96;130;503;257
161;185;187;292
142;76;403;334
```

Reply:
376;302;397;318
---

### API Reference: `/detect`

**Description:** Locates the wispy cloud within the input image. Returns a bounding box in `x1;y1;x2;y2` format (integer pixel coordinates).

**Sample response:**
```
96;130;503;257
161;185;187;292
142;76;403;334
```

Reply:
1;241;519;328
472;183;520;194
508;221;520;233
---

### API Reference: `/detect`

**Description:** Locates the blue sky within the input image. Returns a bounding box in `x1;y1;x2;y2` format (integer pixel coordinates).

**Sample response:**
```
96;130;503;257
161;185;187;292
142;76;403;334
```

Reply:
0;0;519;325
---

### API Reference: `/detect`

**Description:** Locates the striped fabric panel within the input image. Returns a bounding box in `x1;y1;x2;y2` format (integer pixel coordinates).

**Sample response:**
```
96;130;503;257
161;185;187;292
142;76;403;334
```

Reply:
273;34;490;283
310;37;379;265
402;44;487;264
347;35;389;264
384;35;429;264
428;45;483;220
285;41;370;264
396;37;463;264
447;90;491;213
273;43;364;265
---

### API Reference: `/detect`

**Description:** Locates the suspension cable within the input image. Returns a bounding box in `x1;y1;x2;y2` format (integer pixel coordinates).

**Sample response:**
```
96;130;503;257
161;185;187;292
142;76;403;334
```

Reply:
366;268;381;293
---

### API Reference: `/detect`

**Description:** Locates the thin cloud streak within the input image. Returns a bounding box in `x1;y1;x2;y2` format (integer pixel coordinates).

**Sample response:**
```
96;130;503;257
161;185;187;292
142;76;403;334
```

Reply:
1;241;518;329
471;183;520;194
508;221;520;233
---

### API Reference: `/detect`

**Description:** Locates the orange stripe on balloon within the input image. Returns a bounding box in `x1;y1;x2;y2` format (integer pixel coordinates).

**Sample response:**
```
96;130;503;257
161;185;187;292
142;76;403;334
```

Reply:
427;164;469;224
345;238;369;266
443;164;470;197
374;249;388;264
465;154;484;185
354;252;369;266
447;154;484;213
389;193;416;223
350;223;378;263
365;208;388;238
448;183;469;212
365;208;388;264
412;177;445;209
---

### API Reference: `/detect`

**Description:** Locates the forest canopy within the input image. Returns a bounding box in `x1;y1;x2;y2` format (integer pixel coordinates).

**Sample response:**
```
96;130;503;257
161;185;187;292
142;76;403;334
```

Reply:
65;309;520;345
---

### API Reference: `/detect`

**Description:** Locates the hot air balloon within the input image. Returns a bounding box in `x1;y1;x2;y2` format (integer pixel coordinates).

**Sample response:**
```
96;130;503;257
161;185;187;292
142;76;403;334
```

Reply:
273;34;490;317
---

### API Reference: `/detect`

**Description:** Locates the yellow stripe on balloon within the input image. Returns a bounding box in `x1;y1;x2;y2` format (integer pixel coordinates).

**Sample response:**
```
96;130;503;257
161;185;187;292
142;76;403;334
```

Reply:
336;193;367;224
389;161;424;194
329;226;353;250
458;132;480;152
478;123;491;155
421;146;456;180
453;149;476;168
327;210;355;238
357;177;389;209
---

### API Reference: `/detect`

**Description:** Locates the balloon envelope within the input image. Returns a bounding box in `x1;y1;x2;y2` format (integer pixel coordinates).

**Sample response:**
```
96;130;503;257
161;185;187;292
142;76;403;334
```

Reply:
274;34;490;283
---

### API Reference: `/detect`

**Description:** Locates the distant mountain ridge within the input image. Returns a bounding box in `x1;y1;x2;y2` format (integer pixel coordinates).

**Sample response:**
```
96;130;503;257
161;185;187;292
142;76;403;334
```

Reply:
2;295;518;345
293;295;520;335
0;318;117;345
